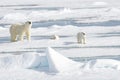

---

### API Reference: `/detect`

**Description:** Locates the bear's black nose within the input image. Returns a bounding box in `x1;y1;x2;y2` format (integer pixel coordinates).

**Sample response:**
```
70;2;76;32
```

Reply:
28;21;31;24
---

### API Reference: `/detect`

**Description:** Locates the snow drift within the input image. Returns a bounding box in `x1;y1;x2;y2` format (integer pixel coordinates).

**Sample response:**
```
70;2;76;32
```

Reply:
46;47;81;72
0;47;120;72
0;53;42;69
92;59;120;70
0;47;81;72
92;2;108;6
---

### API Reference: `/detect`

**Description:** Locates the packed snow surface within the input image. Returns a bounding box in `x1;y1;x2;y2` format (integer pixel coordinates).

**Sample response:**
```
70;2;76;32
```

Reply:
0;0;120;80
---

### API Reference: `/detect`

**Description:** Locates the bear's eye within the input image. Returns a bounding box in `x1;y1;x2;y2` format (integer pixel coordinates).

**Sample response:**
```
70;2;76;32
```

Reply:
83;33;85;35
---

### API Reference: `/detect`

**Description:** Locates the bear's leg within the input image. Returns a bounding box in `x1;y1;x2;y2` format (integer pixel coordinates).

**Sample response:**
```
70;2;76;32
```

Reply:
26;31;31;41
10;34;17;42
79;39;82;44
18;34;24;41
77;37;82;44
82;37;86;44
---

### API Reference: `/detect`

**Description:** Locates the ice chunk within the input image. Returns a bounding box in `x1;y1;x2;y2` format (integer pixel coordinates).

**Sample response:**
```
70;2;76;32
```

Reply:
46;47;81;72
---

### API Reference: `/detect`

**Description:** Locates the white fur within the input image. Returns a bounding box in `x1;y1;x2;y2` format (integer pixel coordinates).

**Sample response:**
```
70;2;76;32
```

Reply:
9;21;32;42
77;32;86;44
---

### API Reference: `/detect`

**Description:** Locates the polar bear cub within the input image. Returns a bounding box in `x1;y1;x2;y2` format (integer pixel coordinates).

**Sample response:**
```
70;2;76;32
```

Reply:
9;21;32;42
77;32;86;44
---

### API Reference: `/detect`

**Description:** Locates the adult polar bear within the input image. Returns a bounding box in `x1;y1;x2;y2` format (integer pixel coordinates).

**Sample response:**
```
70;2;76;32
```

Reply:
9;21;32;42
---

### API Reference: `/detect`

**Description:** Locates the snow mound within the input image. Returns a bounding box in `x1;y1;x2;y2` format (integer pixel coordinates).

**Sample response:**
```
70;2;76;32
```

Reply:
22;8;72;21
59;8;71;13
2;13;27;23
84;59;120;70
93;59;120;70
18;53;41;68
92;2;108;6
106;8;120;13
46;47;81;72
0;48;120;73
0;47;82;72
0;53;41;69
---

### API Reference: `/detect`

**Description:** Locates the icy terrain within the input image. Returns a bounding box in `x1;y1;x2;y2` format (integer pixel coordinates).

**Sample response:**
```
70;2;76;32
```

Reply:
0;0;120;80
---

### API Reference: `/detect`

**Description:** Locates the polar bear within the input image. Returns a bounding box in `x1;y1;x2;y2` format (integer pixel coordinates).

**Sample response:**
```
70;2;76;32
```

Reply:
50;34;59;40
77;32;86;44
9;21;32;42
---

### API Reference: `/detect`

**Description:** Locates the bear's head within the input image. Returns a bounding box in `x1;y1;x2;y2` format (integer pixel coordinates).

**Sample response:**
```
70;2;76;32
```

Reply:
25;21;32;24
28;21;32;24
25;21;32;27
82;32;85;35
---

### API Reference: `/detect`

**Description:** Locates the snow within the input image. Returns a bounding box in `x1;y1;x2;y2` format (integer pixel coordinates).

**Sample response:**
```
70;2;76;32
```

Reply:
0;47;120;80
46;47;82;72
0;53;41;69
0;0;120;80
92;59;120;70
3;13;27;23
2;7;120;24
92;2;108;6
